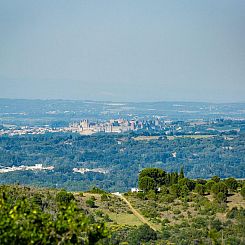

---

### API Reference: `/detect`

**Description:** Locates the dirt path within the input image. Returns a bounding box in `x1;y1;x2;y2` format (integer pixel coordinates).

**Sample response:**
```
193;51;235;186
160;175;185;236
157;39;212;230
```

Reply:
113;193;158;231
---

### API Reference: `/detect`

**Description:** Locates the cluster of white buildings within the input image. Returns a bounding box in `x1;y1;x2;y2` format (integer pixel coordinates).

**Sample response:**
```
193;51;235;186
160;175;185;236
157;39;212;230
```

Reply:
0;164;54;173
73;167;109;174
0;126;72;137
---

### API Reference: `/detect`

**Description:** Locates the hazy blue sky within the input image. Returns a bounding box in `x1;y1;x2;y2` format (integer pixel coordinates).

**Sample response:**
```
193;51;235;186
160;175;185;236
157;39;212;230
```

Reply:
0;0;244;102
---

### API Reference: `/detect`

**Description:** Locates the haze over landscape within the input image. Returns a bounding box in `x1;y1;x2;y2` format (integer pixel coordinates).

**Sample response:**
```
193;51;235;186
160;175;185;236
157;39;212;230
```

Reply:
1;2;245;244
1;0;245;102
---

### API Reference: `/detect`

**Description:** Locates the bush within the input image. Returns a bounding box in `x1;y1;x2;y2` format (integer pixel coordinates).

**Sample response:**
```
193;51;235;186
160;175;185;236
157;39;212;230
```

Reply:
211;182;228;196
160;194;175;203
216;192;227;203
31;194;43;207
241;186;245;199
128;224;157;244
0;192;108;244
86;198;95;208
169;184;180;198
88;187;106;194
146;190;157;200
225;178;238;192
195;184;206;196
211;219;222;231
180;185;190;197
173;209;181;215
136;192;146;200
205;180;216;193
211;176;221;183
56;190;75;205
162;218;170;226
101;193;109;202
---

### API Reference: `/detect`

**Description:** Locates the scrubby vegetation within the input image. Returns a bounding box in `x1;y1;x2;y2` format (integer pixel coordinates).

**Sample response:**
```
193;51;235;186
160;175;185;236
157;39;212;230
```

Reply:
0;168;245;244
0;185;109;244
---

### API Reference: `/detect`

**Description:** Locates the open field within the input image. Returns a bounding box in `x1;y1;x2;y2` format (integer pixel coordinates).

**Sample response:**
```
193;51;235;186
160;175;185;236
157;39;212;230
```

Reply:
133;136;161;141
133;135;215;141
74;192;144;227
104;212;142;226
167;135;215;140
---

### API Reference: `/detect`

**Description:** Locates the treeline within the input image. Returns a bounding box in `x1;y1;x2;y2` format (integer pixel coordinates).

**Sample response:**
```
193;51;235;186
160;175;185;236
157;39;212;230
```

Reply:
138;167;245;203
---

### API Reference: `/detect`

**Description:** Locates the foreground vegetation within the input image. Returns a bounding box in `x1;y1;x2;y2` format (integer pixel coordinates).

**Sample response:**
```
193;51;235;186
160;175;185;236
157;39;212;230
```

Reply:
0;168;245;244
121;168;245;244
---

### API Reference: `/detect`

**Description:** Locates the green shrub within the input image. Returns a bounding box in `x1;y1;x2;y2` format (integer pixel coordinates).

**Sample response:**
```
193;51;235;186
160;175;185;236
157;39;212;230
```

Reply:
56;190;75;205
241;186;245;199
225;178;238;192
195;184;206;196
216;192;227;203
101;193;109;202
128;224;157;244
211;182;228;197
88;187;106;194
0;192;108;244
86;198;95;208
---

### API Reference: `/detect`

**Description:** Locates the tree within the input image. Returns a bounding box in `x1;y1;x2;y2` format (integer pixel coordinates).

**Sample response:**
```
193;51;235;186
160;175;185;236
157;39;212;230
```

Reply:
139;168;166;187
195;184;206;196
211;176;220;183
178;178;195;191
216;192;227;203
56;190;75;205
169;172;179;185
169;184;180;198
86;198;95;208
0;192;108;244
205;180;216;194
138;176;156;192
128;224;157;244
179;166;185;179
241;186;245;199
211;182;228;196
224;178;238;192
180;185;189;197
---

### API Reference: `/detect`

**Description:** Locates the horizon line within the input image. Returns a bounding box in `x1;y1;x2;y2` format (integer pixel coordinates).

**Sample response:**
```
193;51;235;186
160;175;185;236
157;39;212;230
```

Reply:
0;97;245;105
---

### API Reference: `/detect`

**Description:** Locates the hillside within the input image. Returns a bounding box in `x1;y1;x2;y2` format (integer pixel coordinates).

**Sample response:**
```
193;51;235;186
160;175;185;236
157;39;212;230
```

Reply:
1;168;245;244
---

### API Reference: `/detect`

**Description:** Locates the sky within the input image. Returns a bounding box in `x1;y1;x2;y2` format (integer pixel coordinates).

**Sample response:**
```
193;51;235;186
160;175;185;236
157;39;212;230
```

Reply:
0;0;244;102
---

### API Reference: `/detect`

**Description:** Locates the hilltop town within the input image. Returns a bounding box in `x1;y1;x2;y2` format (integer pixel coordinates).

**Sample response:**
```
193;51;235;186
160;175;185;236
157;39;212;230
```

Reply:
1;117;244;137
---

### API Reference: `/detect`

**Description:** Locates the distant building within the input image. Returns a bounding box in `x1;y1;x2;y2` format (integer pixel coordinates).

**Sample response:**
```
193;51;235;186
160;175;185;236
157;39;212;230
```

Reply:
130;121;135;130
80;120;89;130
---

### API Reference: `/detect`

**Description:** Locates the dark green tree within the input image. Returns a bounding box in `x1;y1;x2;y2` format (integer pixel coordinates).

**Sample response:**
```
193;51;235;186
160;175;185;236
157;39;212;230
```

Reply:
195;184;206;196
224;178;238;192
211;176;221;183
56;190;75;205
211;182;228;196
179;166;185;179
241;186;245;199
205;180;216;194
128;224;157;244
216;192;227;203
139;168;166;187
138;176;155;192
86;198;96;208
